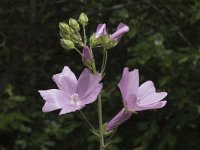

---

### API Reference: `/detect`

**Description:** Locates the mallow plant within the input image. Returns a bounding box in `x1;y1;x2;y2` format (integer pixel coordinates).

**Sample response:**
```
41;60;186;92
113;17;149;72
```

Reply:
38;12;167;150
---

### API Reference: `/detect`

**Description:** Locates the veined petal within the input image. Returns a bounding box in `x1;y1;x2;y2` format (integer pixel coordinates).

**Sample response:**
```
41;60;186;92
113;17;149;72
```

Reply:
106;108;132;131
126;94;137;111
76;68;91;98
138;92;167;106
110;23;129;41
118;67;139;106
52;66;77;96
81;84;102;105
131;100;167;112
137;81;156;100
38;89;67;112
59;104;85;115
76;69;102;101
96;23;106;38
144;100;167;109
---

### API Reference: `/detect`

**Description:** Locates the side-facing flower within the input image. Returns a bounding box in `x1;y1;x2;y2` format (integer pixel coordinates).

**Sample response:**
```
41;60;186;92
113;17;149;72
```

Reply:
39;66;102;115
106;67;167;131
82;45;93;67
95;23;107;38
95;23;129;41
110;23;129;41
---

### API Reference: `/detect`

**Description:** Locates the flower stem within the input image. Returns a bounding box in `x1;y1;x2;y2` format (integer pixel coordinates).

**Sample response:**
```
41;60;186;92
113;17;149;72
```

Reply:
90;47;105;150
82;25;87;44
105;128;117;147
101;49;108;76
79;110;96;131
74;47;82;56
98;93;104;150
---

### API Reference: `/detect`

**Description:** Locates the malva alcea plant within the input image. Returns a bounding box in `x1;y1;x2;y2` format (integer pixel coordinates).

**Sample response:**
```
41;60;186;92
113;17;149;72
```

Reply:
38;12;167;150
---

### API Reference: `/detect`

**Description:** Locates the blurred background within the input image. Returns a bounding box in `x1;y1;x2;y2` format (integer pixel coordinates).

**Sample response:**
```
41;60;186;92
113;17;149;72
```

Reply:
0;0;200;149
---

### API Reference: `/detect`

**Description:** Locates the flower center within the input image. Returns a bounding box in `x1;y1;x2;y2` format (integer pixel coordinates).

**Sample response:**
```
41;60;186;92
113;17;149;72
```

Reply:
70;93;81;107
136;99;141;105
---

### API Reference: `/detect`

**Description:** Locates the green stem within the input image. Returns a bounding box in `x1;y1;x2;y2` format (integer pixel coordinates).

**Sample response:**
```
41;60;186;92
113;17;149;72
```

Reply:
90;47;105;150
105;128;117;147
79;110;96;131
82;25;87;44
98;93;104;150
74;47;82;56
101;49;108;75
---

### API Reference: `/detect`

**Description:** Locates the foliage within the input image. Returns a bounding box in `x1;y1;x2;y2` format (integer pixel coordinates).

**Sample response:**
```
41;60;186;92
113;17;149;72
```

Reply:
0;0;200;149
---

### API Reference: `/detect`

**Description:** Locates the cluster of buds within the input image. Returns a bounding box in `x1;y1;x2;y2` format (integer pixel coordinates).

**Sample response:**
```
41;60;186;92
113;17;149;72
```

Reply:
59;12;129;70
59;12;89;50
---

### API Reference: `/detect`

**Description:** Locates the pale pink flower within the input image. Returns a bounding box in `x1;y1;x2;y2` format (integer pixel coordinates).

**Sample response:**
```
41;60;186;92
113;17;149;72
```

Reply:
39;66;102;115
106;67;167;131
110;23;129;41
95;23;107;38
95;23;129;41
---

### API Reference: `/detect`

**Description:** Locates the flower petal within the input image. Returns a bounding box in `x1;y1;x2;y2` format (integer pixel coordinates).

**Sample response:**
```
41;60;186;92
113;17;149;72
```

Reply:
110;23;129;40
76;69;102;102
137;81;156;100
138;92;167;106
125;94;137;110
143;100;167;109
76;68;91;97
59;104;85;115
52;66;77;96
82;84;102;105
106;108;132;131
38;89;67;112
96;23;107;38
118;67;139;106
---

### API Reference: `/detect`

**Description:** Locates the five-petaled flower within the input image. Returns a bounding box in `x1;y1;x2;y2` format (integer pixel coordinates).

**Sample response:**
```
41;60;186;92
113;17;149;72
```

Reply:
106;67;167;131
39;66;102;115
95;23;129;41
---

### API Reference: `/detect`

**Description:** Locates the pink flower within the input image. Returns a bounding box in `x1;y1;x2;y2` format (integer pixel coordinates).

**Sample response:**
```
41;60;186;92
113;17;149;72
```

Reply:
95;23;107;38
39;66;102;115
82;45;93;65
110;23;129;41
95;23;129;41
106;67;167;131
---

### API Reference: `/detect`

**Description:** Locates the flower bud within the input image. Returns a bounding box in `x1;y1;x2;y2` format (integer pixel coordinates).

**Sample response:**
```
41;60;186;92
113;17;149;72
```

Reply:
101;34;118;49
60;39;75;50
79;12;89;26
82;45;93;67
89;33;100;48
59;22;70;33
59;31;70;40
69;18;80;31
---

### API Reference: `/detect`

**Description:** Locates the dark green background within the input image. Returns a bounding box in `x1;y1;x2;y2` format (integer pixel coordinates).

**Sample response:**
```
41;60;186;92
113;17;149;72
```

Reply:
0;0;200;149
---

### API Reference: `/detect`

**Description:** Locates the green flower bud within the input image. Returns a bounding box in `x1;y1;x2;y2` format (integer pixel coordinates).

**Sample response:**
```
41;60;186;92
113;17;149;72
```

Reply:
89;33;100;48
60;39;74;50
59;31;70;40
59;22;70;33
69;18;80;31
101;34;118;49
79;12;88;26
